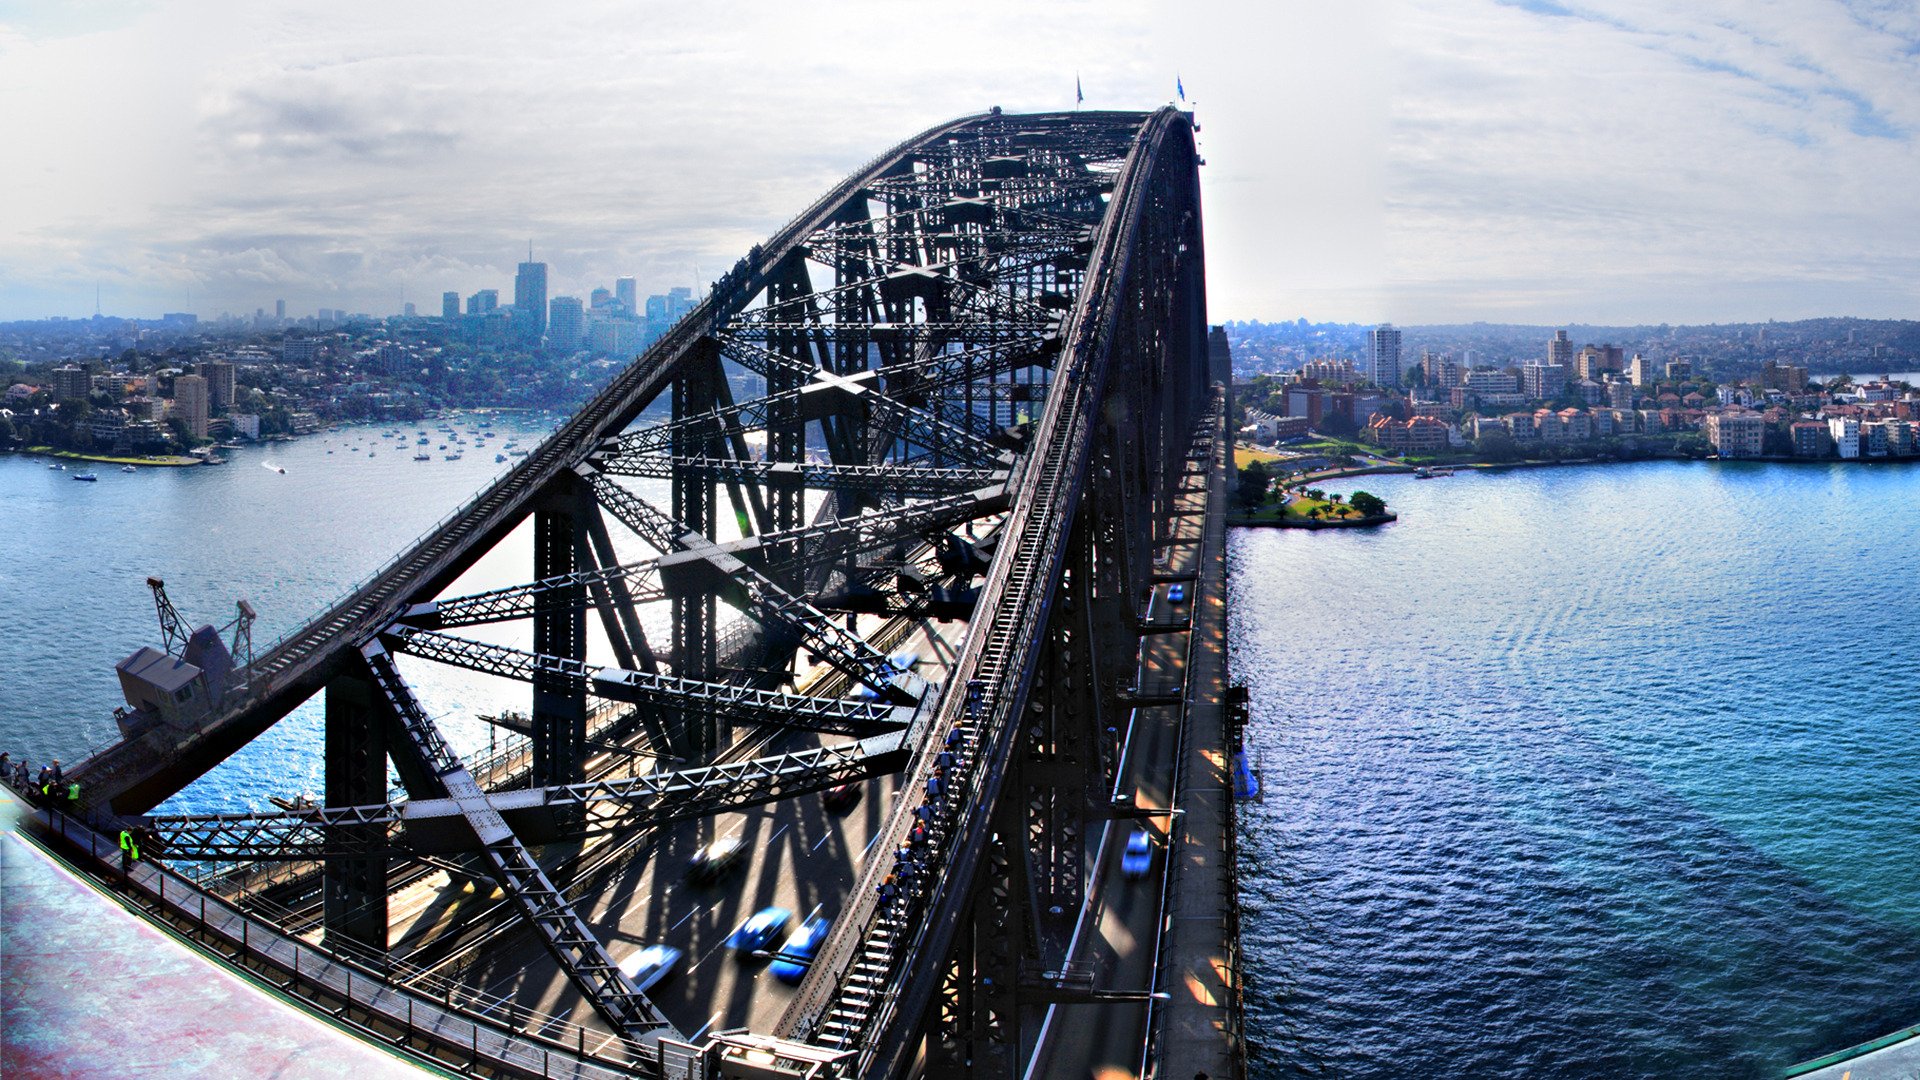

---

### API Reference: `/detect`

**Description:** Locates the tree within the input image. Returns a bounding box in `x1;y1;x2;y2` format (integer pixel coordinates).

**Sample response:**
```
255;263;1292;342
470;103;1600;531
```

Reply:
1473;429;1520;463
1349;490;1387;517
1236;460;1271;508
1674;433;1711;459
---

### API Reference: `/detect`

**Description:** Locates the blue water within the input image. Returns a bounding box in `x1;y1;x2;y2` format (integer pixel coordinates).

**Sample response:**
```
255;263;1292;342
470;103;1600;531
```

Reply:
0;417;679;814
1232;459;1920;1077
9;431;1919;1073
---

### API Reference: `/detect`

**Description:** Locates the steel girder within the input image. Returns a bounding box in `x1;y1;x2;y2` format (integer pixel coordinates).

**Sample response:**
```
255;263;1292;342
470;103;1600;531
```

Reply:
358;643;676;1039
385;626;909;736
774;108;1204;1077
595;454;1006;498
601;369;1007;467
141;727;914;864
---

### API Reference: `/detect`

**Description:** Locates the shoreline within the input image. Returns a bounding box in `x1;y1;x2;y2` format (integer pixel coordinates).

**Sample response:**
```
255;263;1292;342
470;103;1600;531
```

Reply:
1228;509;1396;530
14;446;203;467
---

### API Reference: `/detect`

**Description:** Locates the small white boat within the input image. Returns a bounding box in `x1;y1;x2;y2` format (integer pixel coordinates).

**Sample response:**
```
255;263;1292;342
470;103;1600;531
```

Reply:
121;465;136;473
72;472;98;482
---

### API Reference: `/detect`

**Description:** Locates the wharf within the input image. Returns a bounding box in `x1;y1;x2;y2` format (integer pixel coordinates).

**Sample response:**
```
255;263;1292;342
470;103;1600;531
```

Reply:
0;785;431;1078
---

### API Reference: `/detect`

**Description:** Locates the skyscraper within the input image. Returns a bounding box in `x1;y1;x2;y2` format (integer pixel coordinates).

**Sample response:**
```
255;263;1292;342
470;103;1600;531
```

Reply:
198;360;235;412
275;299;286;321
548;296;585;353
442;292;460;320
173;374;209;439
515;257;548;345
1548;329;1573;368
615;277;637;315
1367;324;1403;388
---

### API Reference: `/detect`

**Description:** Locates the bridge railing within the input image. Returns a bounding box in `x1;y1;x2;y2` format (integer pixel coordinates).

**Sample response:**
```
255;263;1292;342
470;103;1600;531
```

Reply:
23;799;659;1079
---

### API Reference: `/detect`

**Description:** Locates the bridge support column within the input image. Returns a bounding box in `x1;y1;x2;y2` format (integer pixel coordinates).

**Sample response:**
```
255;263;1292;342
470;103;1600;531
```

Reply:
533;481;589;790
323;673;388;951
673;341;720;760
927;790;1031;1077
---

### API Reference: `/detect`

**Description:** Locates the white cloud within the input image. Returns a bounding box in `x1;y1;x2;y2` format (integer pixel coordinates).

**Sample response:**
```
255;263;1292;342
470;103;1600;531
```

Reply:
9;1;1913;325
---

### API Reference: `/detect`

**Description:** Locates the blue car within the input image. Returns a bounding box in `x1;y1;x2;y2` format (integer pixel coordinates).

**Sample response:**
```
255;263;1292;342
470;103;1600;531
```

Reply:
1121;827;1155;880
1168;583;1187;603
770;915;832;984
728;906;793;954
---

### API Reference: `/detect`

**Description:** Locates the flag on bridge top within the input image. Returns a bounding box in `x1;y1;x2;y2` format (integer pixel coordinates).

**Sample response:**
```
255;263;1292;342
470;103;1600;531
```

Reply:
1076;74;1084;106
1177;75;1186;102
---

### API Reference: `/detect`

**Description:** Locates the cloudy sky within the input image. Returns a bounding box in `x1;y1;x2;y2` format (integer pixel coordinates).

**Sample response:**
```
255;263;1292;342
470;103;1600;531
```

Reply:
2;0;1918;325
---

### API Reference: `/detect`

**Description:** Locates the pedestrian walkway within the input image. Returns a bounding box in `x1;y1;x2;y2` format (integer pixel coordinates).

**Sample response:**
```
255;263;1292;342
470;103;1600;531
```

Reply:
1155;390;1244;1078
0;786;433;1078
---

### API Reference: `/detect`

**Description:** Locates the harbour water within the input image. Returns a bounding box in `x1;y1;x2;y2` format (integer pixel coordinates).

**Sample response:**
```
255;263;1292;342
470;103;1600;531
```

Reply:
7;431;1920;1074
0;415;669;814
1234;459;1920;1076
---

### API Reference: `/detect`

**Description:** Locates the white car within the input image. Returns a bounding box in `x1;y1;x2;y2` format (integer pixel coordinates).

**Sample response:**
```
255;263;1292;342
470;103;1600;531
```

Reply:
617;944;683;993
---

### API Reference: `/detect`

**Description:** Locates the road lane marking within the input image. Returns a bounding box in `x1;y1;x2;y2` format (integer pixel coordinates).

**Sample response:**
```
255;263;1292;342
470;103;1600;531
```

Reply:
671;906;700;931
690;1010;724;1041
768;823;789;843
811;832;832;853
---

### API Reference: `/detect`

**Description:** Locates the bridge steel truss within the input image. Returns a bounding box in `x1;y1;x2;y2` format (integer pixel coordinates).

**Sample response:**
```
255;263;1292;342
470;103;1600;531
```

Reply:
67;106;1212;1079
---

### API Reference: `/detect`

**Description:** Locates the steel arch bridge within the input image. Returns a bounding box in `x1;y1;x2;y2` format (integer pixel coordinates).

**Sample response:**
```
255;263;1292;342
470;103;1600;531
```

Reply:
65;106;1231;1079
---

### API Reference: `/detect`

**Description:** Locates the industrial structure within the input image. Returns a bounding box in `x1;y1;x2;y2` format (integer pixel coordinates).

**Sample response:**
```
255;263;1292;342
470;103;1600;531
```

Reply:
39;107;1241;1079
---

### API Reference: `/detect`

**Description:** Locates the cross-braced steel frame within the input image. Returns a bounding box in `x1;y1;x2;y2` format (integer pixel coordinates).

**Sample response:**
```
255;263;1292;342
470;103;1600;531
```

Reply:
67;106;1209;1079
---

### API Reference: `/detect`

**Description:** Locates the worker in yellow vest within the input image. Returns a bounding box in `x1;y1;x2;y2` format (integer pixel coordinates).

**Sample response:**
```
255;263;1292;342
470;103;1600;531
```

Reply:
119;828;142;873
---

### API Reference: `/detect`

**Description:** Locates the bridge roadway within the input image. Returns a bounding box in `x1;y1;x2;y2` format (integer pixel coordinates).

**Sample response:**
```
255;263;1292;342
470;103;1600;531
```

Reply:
423;615;973;1043
1028;392;1226;1079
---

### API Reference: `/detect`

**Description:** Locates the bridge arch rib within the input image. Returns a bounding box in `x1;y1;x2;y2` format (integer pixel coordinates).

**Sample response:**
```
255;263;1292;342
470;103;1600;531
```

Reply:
68;105;1211;1080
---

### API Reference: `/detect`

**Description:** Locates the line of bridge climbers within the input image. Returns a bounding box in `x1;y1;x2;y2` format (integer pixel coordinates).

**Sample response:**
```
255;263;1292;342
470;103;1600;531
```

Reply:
876;685;979;912
0;752;85;813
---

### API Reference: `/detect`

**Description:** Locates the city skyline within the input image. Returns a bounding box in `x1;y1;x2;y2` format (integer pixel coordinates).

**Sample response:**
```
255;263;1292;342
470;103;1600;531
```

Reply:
6;2;1920;326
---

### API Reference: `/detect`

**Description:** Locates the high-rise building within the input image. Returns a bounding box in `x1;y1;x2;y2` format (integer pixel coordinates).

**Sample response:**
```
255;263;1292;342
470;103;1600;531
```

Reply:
275;299;286;321
403;302;417;318
616;277;637;315
173;374;209;439
1366;324;1402;388
1549;329;1573;369
198;360;235;412
1628;353;1656;387
51;365;91;401
468;289;499;315
514;259;549;345
1521;363;1567;400
590;287;614;311
443;292;460;320
549;296;585;353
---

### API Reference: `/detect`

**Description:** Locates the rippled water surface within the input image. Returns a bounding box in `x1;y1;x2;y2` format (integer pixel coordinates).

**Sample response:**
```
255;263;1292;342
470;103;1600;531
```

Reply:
1233;460;1920;1077
0;417;672;814
9;434;1919;1074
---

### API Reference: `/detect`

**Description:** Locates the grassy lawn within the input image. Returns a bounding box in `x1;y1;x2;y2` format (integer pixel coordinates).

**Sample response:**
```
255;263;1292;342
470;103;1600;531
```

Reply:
1233;443;1286;468
1292;437;1373;457
1235;493;1372;524
28;445;202;467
